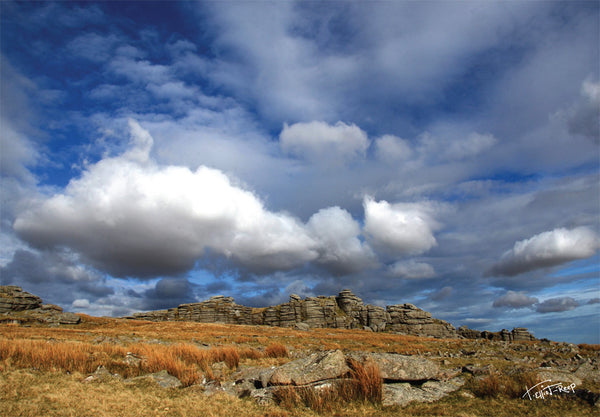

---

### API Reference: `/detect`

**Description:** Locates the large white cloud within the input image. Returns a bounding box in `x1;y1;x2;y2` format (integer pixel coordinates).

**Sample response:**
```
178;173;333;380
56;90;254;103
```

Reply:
14;120;320;278
489;227;599;277
363;197;438;257
307;206;376;275
279;121;369;166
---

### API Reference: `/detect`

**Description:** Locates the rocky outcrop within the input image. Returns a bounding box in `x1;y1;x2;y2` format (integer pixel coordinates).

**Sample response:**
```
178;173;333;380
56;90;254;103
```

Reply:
128;289;465;339
387;304;457;338
219;349;462;407
0;285;42;312
458;325;536;341
0;286;80;325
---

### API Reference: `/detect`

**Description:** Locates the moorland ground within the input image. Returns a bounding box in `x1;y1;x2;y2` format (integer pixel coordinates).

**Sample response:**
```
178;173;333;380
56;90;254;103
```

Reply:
1;315;599;417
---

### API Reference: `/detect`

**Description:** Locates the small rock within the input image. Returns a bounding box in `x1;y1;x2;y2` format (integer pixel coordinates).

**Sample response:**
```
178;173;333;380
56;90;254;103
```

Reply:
127;370;183;389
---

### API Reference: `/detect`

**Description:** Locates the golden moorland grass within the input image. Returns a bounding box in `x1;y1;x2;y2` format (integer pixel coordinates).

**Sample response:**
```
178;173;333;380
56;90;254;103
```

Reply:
1;316;598;417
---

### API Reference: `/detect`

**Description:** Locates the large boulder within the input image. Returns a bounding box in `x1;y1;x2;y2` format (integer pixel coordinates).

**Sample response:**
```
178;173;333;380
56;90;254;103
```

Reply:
269;350;350;386
382;377;465;406
349;352;441;382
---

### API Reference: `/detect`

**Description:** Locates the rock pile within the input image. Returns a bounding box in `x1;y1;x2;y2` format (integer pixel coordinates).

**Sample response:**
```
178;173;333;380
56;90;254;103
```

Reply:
0;285;80;325
129;289;460;338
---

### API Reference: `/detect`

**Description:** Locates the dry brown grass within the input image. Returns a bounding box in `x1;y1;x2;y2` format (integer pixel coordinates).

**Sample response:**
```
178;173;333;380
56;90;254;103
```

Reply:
468;370;542;399
273;359;383;413
1;318;598;416
0;336;264;387
265;342;289;358
344;358;383;404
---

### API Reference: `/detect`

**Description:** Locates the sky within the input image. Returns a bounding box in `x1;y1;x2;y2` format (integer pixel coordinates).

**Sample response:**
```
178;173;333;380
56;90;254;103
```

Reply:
1;1;599;344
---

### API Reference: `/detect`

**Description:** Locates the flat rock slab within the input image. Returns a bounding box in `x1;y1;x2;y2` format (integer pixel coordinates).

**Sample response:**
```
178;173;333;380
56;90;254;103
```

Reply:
126;370;183;389
382;377;465;406
349;352;440;382
536;368;582;386
269;350;350;386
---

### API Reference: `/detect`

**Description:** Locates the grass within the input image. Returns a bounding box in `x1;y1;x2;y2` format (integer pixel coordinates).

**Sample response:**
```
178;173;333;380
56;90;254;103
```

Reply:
1;316;598;416
273;359;383;413
0;337;263;387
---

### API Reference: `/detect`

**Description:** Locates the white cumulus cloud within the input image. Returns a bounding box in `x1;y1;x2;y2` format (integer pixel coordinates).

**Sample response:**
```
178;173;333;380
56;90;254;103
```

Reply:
363;197;438;257
307;206;376;275
279;121;369;166
489;227;599;276
14;120;320;278
72;299;90;309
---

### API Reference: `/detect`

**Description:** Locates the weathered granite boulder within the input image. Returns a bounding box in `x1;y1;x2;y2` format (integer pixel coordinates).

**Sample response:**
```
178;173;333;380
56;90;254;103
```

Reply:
0;286;42;312
348;352;441;382
382;377;465;406
269;350;350;386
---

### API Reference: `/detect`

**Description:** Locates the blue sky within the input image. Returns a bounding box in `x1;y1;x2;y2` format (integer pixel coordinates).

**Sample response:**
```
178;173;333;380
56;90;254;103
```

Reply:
1;1;599;343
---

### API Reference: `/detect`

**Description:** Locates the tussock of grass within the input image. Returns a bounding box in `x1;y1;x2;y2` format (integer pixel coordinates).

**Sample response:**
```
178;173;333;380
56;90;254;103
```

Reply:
265;343;289;358
273;359;383;412
468;370;542;399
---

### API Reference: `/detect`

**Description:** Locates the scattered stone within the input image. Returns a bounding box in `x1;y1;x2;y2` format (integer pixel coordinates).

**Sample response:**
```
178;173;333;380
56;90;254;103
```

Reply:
123;352;143;366
83;365;122;383
126;370;183;389
462;364;495;376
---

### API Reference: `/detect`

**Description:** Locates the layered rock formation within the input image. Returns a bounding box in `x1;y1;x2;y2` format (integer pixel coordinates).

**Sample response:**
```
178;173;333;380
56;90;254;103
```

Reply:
129;289;460;338
458;325;536;342
0;285;80;325
0;285;42;312
129;289;536;341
